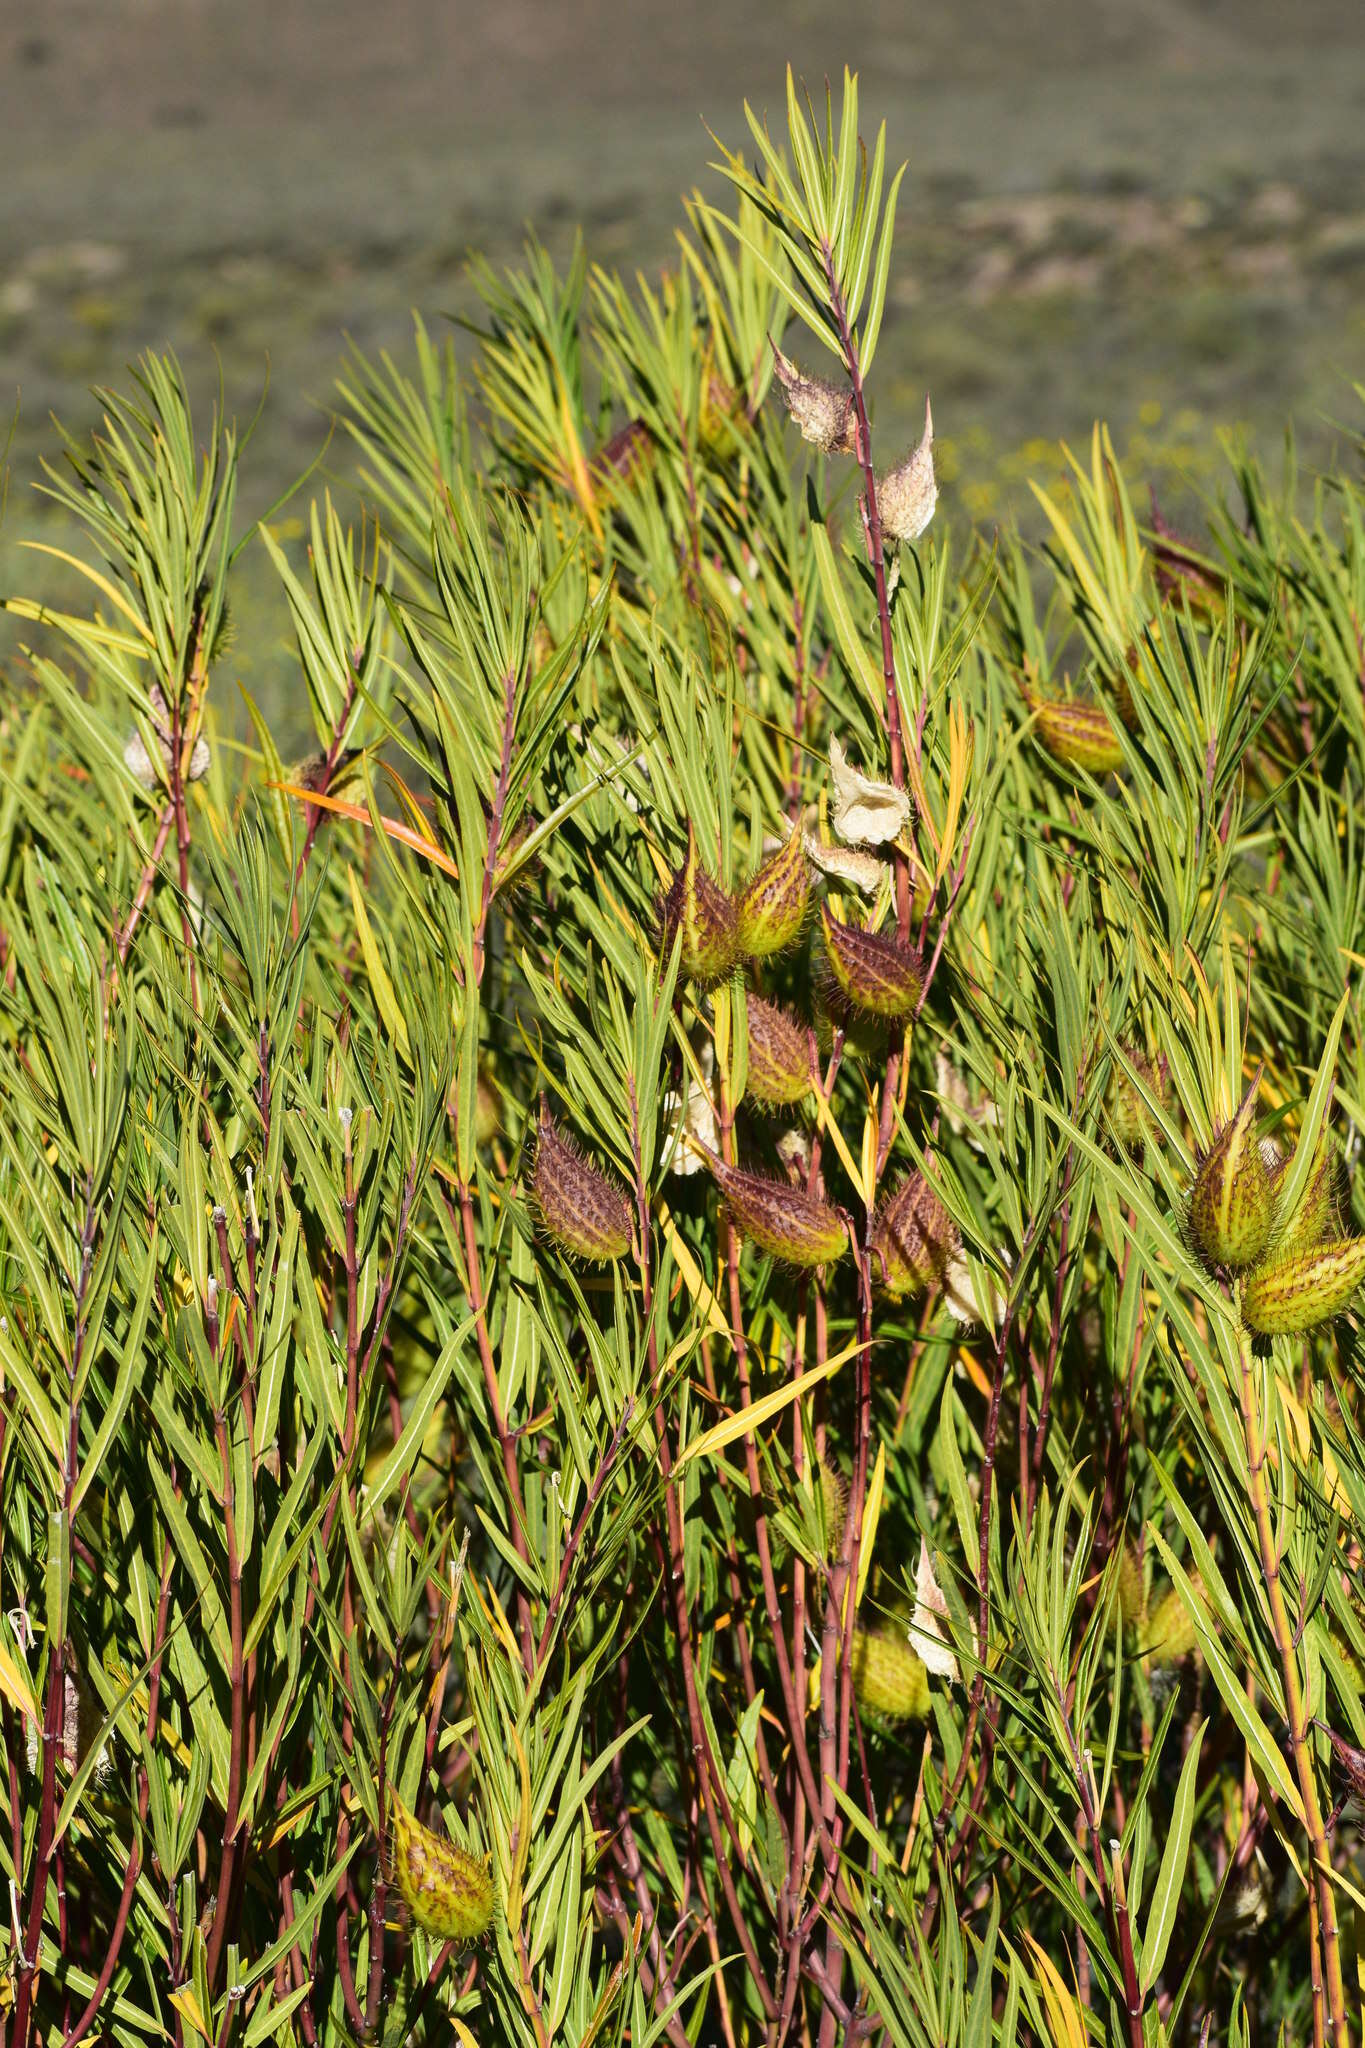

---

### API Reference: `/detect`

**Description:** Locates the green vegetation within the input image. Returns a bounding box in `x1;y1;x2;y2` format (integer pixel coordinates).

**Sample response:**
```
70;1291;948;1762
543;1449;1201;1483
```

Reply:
3;65;1365;2047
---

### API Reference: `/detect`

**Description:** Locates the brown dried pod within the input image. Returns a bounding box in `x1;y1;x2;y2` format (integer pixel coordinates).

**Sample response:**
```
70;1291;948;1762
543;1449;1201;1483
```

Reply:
743;996;813;1109
659;825;739;986
870;1172;960;1300
708;1154;847;1268
531;1106;632;1263
736;827;811;960
878;397;937;545
820;904;922;1023
770;342;858;456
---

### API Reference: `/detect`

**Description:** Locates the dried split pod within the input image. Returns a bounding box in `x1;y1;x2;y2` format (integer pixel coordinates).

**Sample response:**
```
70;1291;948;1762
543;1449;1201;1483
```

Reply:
870;1172;959;1301
851;1627;930;1722
878;396;937;546
707;1154;847;1269
770;342;858;455
659;825;739;987
390;1795;495;1943
531;1106;632;1263
124;682;211;792
735;827;811;960
743;996;813;1110
820;905;922;1024
1240;1236;1365;1336
1188;1083;1276;1274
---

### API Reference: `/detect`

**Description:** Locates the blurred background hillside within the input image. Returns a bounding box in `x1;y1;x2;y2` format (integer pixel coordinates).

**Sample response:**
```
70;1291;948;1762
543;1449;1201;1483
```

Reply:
3;0;1364;722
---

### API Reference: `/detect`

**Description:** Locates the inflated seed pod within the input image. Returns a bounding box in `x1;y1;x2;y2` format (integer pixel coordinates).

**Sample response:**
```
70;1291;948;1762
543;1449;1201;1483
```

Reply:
708;1155;847;1268
1144;1580;1206;1668
531;1107;632;1263
851;1627;930;1721
1116;1542;1146;1628
816;1458;848;1559
658;824;739;986
1107;1049;1161;1153
1189;1083;1276;1273
1269;1128;1342;1257
820;905;922;1023
744;996;813;1109
870;1173;959;1300
1241;1236;1365;1336
391;1795;495;1942
736;828;811;960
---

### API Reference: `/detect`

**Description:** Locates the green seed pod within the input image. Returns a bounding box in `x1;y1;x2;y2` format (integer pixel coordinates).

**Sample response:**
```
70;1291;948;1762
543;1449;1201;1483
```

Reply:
659;825;739;987
1241;1235;1365;1335
1115;1542;1146;1628
531;1108;632;1263
852;1627;931;1721
391;1795;495;1943
1144;1580;1205;1668
736;827;811;960
475;1069;501;1149
820;905;922;1023
1107;1049;1161;1152
1189;1084;1276;1273
1270;1128;1342;1257
1019;671;1123;774
708;1155;847;1268
744;996;813;1109
871;1173;959;1300
816;1458;848;1558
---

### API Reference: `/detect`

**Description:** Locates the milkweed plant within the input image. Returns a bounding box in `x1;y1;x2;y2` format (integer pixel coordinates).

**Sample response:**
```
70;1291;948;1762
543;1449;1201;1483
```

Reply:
2;65;1365;2048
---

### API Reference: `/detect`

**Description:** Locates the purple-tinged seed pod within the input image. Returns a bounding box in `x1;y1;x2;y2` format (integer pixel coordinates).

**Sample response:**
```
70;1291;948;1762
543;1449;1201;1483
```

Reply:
531;1106;632;1263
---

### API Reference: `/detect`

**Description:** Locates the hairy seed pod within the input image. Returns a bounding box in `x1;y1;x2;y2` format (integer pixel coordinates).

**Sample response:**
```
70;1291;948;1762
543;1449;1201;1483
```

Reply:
391;1796;495;1942
475;1072;501;1149
1144;1581;1205;1668
1189;1084;1276;1273
817;1459;848;1559
770;343;858;455
1116;1542;1146;1628
743;997;812;1109
1022;685;1125;774
736;828;811;959
659;825;739;986
531;1108;632;1263
1270;1129;1342;1257
871;1173;959;1300
1241;1235;1365;1335
708;1155;847;1268
852;1627;931;1721
1107;1049;1160;1152
820;905;922;1023
878;397;936;544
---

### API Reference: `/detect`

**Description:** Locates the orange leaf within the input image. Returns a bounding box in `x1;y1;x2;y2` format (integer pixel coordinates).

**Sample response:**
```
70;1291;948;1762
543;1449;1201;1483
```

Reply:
269;781;460;878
